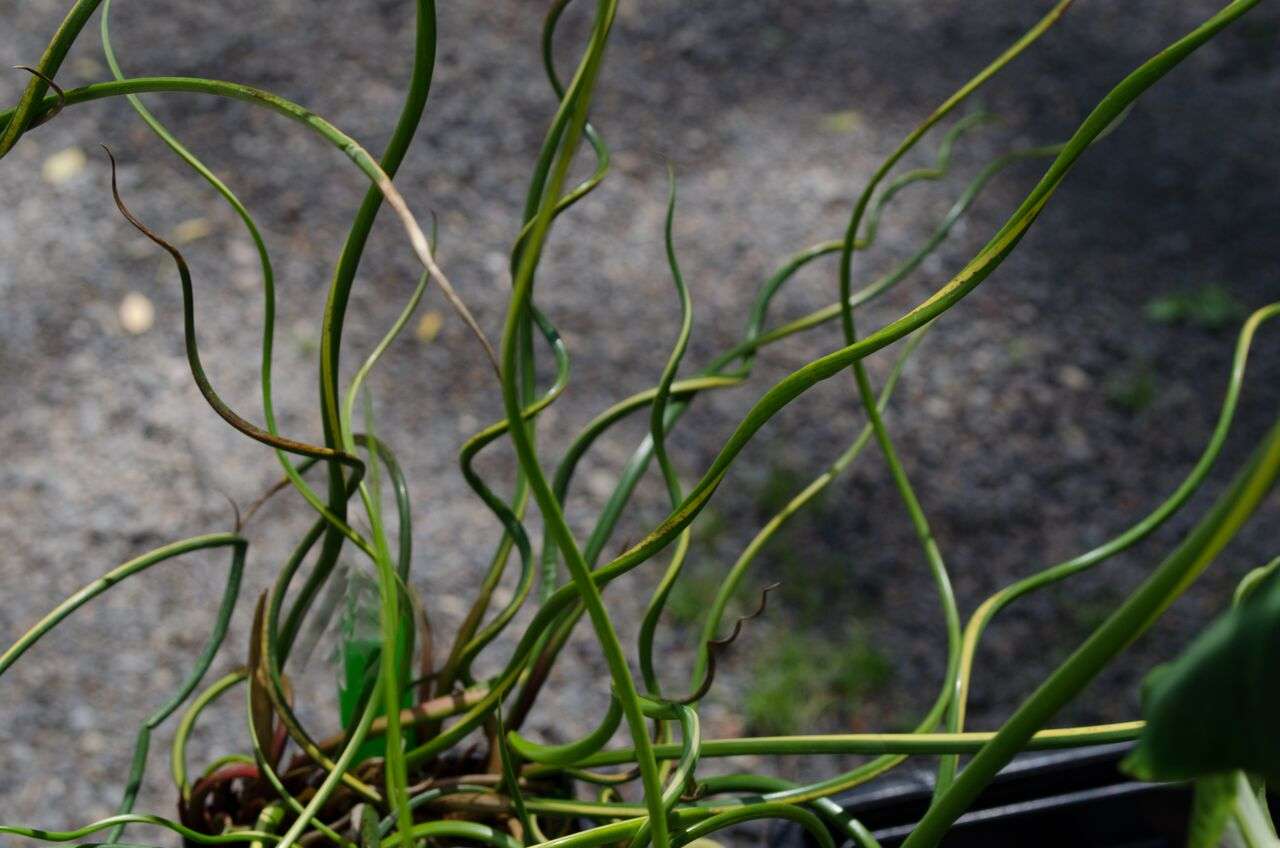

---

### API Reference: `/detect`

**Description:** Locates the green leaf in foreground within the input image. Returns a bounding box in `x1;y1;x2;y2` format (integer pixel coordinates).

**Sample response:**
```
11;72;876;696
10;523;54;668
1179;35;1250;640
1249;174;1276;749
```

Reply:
1123;567;1280;783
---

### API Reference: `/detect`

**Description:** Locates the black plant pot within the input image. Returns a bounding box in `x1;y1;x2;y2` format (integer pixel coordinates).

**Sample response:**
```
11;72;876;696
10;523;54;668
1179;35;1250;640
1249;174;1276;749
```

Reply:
768;742;1216;848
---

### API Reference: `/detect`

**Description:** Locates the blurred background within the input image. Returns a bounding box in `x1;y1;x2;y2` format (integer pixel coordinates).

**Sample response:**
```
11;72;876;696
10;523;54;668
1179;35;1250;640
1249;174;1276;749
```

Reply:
2;0;1278;834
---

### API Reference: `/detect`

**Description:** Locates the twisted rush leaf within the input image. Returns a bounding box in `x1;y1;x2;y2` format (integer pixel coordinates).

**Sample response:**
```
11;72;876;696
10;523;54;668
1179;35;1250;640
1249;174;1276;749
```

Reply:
637;165;696;703
514;137;1062;729
172;670;248;800
0;537;251;845
433;0;616;697
433;0;1085;781
99;0;280;480
2;0;1272;846
825;5;1082;795
494;5;678;847
103;147;375;550
109;130;413;828
0;814;279;845
505;11;1067;734
98;4;440;828
509;97;1010;738
425;1;619;713
942;301;1280;782
104;549;245;844
905;417;1280;847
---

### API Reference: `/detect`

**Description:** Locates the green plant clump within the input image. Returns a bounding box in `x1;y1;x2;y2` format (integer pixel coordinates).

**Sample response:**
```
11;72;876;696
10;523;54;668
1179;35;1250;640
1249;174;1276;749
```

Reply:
745;631;892;738
1146;283;1249;331
2;2;1278;847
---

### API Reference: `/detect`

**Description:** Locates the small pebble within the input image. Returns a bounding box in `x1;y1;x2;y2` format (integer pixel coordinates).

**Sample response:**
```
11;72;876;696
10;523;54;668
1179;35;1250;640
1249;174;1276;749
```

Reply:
172;217;213;243
415;310;444;343
118;292;155;335
41;147;87;185
1058;364;1091;391
924;396;952;420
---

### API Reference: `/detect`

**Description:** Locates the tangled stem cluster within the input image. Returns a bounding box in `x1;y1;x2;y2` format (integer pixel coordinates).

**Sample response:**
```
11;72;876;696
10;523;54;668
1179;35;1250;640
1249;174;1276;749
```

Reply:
1;1;1275;847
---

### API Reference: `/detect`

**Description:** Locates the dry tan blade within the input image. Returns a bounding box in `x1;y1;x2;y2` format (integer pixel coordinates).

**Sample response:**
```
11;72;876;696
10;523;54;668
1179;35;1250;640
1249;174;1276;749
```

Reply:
569;765;642;786
373;170;501;377
213;489;243;533
405;582;435;704
241;474;295;528
314;685;489;754
248;593;278;764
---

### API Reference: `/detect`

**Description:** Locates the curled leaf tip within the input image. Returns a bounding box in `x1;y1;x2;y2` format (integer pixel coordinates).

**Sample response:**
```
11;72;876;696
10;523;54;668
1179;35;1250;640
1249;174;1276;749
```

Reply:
213;488;243;534
13;65;65;128
104;145;179;256
676;582;781;706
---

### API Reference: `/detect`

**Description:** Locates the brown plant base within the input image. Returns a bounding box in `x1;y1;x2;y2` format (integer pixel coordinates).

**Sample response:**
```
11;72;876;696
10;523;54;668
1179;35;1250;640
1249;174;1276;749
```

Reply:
178;748;533;841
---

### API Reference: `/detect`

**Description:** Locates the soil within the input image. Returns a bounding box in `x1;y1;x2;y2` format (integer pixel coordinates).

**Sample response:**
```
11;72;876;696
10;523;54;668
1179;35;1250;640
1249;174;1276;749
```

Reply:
1;0;1279;839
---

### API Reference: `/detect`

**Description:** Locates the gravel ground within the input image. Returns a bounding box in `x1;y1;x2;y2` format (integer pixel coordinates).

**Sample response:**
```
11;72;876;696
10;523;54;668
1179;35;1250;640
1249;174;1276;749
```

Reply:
2;0;1279;839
